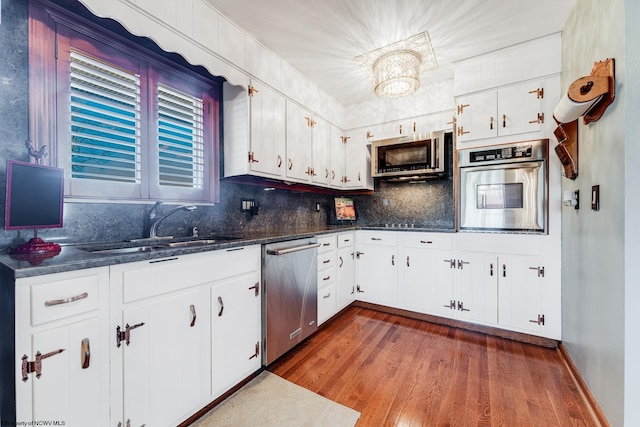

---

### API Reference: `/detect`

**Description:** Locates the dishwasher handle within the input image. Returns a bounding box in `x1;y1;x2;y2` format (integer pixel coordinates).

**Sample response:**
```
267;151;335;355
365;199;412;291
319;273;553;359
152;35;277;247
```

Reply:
266;242;321;256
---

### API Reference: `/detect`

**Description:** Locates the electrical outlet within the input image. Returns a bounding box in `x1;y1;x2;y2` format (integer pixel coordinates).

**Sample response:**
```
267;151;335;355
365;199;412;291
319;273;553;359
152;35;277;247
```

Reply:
241;199;256;212
315;202;321;212
383;199;389;206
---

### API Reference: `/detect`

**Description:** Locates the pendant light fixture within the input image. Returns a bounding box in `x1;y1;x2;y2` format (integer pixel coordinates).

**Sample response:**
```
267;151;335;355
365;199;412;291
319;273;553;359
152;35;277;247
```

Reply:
354;31;438;99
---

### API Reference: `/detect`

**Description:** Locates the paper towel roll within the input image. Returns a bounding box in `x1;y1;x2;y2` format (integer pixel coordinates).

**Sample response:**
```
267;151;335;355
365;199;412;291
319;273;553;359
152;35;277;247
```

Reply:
553;92;602;123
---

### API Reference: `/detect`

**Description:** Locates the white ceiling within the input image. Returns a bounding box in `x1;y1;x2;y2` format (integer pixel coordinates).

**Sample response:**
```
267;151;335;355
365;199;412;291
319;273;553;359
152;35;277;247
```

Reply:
206;0;575;107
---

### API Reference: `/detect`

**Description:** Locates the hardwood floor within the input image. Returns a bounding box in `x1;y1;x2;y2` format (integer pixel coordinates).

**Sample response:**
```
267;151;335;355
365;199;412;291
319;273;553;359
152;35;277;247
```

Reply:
269;306;599;427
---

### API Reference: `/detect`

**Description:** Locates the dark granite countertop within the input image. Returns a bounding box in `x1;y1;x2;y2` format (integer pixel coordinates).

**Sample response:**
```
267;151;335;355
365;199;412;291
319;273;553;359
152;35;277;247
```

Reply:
0;225;455;279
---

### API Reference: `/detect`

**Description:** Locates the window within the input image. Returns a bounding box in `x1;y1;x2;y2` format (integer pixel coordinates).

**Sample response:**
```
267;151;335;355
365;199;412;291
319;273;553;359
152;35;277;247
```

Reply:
29;1;221;203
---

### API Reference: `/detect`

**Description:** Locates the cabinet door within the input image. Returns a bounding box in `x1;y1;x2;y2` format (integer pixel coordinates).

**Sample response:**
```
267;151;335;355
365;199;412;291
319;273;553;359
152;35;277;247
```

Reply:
211;271;261;398
497;81;543;136
344;131;371;189
285;101;312;181
337;246;356;310
356;245;398;306
401;247;455;317
311;117;331;186
250;83;285;177
455;252;498;325
26;318;104;426
498;254;544;334
330;126;345;189
121;288;206;427
456;91;497;144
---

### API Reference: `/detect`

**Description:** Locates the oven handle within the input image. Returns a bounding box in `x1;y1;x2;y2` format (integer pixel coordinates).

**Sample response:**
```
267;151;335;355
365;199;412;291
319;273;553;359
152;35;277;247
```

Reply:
267;243;321;256
458;160;544;171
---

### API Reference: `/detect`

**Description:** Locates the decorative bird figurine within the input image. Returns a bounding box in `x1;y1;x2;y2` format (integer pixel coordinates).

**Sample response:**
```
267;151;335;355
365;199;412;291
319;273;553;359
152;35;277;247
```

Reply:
25;139;48;164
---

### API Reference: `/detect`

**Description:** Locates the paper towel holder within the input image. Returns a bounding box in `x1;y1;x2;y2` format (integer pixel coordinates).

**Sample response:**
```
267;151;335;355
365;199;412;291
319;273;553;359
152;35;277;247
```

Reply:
566;58;615;125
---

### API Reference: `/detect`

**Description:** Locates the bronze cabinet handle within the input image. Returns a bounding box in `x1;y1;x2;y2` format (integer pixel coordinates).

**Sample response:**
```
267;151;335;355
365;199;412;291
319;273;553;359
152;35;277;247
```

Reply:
190;304;196;327
45;292;88;307
217;297;224;317
81;338;90;369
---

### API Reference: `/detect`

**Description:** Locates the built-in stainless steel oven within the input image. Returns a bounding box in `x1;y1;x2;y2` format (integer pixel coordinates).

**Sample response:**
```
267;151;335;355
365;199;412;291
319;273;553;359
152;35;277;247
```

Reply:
458;139;548;233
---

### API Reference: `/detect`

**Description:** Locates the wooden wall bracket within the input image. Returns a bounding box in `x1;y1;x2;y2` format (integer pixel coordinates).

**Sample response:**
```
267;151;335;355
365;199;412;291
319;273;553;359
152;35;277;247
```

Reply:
567;58;615;125
554;120;579;180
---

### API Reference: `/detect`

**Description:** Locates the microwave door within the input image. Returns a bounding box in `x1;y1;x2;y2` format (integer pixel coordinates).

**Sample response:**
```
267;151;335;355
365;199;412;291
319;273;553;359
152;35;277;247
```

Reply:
460;162;544;231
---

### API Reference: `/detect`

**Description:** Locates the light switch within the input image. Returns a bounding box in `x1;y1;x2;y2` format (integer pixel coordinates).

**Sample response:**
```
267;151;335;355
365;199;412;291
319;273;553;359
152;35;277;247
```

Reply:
592;185;600;210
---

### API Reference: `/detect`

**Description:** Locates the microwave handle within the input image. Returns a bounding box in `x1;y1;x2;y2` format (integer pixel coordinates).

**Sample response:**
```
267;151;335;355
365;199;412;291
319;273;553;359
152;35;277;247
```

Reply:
432;137;438;169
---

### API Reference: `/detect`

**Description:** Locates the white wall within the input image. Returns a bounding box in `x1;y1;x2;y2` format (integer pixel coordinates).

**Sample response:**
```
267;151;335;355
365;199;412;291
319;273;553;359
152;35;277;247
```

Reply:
561;0;626;425
624;0;640;424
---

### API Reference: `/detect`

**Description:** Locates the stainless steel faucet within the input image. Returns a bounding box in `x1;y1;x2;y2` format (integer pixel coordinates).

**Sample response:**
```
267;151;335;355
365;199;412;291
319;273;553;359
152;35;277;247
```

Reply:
148;202;197;239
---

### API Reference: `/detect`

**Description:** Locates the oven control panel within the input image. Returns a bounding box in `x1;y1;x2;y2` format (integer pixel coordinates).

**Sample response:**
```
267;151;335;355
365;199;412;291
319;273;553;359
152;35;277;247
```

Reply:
469;145;533;163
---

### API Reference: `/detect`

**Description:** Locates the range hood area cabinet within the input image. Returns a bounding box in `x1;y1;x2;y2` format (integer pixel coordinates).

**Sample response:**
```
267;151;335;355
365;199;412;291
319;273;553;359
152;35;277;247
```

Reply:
222;81;373;191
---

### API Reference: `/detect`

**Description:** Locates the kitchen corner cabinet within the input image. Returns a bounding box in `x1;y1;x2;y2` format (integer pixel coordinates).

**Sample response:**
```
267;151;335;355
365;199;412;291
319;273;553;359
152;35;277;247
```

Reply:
343;130;373;190
223;81;286;179
398;233;455;318
356;231;398;307
15;267;110;426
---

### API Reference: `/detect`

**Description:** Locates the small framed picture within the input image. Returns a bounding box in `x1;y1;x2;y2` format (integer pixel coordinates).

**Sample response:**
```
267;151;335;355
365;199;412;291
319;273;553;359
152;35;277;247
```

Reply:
335;197;356;221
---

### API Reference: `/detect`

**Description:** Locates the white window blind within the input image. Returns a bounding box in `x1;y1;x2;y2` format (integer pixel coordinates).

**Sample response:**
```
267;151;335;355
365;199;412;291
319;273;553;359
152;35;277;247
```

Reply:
157;83;205;189
69;51;141;183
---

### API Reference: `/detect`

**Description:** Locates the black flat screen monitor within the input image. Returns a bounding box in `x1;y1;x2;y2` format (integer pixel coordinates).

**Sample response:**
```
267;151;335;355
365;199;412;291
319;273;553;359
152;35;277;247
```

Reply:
5;160;64;230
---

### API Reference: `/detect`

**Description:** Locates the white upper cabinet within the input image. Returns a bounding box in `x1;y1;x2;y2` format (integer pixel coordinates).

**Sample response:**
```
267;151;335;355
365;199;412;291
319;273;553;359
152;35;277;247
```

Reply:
285;101;314;182
343;130;373;190
311;116;332;186
330;125;346;189
223;81;286;179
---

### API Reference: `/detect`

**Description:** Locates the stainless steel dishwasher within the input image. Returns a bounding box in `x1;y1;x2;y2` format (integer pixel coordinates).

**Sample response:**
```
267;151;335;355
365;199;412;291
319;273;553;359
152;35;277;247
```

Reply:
263;238;320;365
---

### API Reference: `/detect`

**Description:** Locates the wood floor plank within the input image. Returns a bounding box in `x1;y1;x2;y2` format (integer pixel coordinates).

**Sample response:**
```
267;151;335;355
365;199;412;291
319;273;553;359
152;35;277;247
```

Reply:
269;307;599;426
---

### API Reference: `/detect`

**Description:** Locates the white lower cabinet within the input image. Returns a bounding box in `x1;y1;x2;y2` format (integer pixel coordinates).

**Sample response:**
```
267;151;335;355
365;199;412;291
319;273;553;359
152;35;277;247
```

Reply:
445;251;499;326
497;254;546;334
317;234;338;325
358;230;557;340
119;287;207;427
398;233;455;318
336;233;356;310
211;270;261;398
15;267;110;427
355;231;398;307
109;246;261;427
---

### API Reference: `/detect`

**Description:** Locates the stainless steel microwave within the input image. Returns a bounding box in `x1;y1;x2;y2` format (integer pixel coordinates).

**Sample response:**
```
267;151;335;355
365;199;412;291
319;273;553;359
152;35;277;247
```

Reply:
371;131;445;179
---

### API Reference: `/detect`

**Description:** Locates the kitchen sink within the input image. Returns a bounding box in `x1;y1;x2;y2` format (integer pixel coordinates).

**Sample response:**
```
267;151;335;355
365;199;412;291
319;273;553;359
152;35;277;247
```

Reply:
79;236;241;254
82;245;167;255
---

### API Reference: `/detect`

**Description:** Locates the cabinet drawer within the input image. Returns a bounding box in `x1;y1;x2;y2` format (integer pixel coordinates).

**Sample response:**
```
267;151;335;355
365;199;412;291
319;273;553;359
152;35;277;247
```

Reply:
317;235;337;252
357;231;397;246
318;267;336;288
337;232;355;248
401;233;453;250
318;252;336;271
318;282;337;325
119;246;260;303
29;273;100;326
